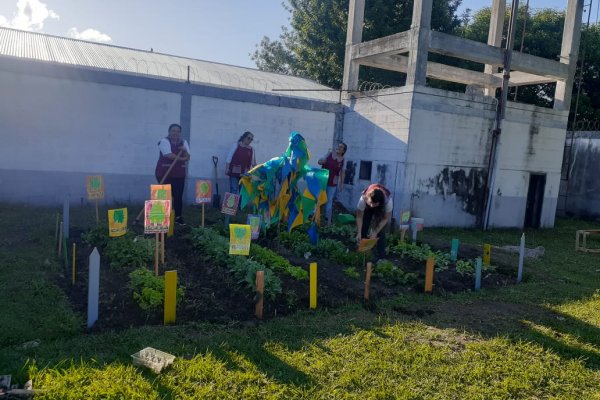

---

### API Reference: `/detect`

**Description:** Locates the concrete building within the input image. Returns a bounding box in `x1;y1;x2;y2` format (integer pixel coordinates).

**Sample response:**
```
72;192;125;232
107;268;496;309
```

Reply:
339;0;583;228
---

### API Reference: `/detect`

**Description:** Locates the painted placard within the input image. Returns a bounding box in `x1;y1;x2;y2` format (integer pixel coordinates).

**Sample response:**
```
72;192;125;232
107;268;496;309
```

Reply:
246;214;262;240
195;180;212;204
400;210;411;225
229;224;251;255
151;184;172;201
108;208;128;237
221;192;240;216
358;237;378;253
86;175;105;200
144;200;171;234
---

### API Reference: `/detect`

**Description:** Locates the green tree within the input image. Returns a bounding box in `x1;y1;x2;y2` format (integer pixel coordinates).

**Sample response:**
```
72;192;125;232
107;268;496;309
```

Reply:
252;0;462;88
460;6;600;122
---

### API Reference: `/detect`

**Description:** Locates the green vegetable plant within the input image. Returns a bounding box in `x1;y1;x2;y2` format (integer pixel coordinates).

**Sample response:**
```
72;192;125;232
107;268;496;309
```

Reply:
343;266;360;279
372;260;418;285
104;235;154;269
81;223;110;249
250;244;308;280
129;268;184;311
190;227;282;299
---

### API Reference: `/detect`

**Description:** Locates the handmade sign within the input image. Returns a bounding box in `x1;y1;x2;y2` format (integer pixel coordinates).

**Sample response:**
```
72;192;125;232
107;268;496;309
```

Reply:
229;224;251;255
247;214;262;240
151;184;172;201
195;180;212;204
400;210;411;225
108;208;128;237
221;192;240;216
144;200;171;234
358;237;378;253
86;175;105;200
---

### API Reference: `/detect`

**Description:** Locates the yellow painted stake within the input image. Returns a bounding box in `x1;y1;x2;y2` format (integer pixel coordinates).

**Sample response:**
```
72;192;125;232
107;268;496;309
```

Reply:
424;257;434;293
483;243;491;266
309;262;317;309
72;243;76;285
164;270;177;325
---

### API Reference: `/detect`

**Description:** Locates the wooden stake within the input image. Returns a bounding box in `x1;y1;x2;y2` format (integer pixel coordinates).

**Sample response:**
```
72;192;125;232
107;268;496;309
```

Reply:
95;199;99;224
72;243;76;285
58;222;63;257
202;203;205;227
364;262;373;301
164;270;177;325
424;257;434;293
154;233;159;276
309;262;317;309
161;232;165;265
255;270;265;319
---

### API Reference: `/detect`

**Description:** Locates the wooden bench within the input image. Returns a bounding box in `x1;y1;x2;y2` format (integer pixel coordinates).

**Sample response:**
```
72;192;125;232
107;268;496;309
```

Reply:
575;230;600;253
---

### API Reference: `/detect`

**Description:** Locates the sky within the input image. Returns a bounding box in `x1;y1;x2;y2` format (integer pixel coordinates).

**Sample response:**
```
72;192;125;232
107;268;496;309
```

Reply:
0;0;583;69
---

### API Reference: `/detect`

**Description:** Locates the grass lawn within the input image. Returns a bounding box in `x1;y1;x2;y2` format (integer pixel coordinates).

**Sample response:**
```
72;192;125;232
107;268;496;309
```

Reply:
0;202;599;399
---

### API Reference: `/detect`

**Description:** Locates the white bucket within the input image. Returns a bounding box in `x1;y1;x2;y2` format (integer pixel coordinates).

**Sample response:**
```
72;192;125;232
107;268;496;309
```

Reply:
410;217;424;232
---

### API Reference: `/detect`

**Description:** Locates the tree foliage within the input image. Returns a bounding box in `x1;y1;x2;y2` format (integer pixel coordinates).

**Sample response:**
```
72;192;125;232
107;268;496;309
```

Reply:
253;1;600;122
252;0;461;88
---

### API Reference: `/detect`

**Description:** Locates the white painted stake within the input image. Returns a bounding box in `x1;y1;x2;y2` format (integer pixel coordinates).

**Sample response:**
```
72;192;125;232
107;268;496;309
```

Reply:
517;233;525;283
87;247;100;328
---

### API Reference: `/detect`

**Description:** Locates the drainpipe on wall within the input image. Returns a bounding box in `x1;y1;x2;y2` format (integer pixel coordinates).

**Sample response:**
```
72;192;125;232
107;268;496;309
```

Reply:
483;0;520;230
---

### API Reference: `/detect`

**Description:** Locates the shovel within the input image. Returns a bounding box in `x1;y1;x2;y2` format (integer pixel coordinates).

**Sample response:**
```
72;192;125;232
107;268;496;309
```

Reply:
212;156;221;208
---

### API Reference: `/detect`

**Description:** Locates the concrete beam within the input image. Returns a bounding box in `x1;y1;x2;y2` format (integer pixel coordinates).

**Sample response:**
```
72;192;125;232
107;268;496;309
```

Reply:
358;54;503;87
342;0;366;92
351;31;411;61
406;0;433;86
554;0;584;110
494;71;556;86
429;31;568;80
484;0;506;95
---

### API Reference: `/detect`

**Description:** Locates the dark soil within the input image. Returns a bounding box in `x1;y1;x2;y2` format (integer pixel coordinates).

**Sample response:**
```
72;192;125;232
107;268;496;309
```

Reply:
59;219;519;332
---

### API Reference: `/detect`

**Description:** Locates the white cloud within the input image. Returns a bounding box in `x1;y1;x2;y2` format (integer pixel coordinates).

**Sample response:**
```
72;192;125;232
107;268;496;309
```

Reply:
67;27;111;43
0;0;59;31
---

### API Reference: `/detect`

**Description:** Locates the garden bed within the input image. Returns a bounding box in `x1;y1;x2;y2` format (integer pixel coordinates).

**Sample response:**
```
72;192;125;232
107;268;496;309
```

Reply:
59;215;519;331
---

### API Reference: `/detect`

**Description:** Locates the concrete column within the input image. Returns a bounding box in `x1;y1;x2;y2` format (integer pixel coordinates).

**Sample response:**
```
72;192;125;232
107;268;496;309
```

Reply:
406;0;433;87
342;0;366;92
554;0;584;110
484;0;506;96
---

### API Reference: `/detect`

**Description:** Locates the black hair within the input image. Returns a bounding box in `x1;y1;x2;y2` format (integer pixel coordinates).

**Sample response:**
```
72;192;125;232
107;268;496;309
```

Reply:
238;131;254;142
168;123;182;132
368;188;386;221
339;142;348;155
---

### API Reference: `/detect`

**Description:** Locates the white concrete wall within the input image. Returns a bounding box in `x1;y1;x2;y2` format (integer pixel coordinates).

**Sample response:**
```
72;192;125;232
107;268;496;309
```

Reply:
187;96;336;200
406;87;496;226
340;88;413;222
489;102;568;227
0;69;181;203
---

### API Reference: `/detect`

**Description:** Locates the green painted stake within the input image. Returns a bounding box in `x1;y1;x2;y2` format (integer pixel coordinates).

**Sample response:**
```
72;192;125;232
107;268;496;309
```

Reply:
450;239;459;261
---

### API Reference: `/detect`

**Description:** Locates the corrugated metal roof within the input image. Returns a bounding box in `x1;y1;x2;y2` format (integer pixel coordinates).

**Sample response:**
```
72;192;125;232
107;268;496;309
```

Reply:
0;27;339;102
